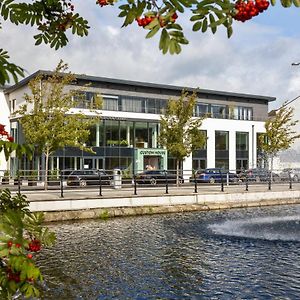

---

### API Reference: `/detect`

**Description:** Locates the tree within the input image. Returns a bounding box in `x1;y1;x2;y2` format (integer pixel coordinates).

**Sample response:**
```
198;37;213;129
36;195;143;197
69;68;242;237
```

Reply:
0;189;56;299
0;0;298;85
14;61;101;189
259;105;300;180
159;91;206;183
0;123;33;161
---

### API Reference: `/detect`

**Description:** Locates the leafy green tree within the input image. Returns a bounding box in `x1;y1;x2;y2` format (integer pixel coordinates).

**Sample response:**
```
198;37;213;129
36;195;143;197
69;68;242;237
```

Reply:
0;0;298;84
259;105;300;179
14;61;101;189
0;123;33;162
159;91;206;183
0;188;56;299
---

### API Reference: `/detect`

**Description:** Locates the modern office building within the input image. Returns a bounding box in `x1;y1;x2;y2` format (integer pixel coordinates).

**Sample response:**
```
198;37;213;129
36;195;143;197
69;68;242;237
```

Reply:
0;85;10;173
4;71;275;175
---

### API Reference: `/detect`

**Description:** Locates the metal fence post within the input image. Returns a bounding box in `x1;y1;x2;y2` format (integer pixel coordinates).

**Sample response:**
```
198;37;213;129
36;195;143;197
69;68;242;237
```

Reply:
165;170;169;194
17;174;21;194
60;171;64;198
220;172;224;192
99;173;102;196
194;173;198;193
133;175;137;195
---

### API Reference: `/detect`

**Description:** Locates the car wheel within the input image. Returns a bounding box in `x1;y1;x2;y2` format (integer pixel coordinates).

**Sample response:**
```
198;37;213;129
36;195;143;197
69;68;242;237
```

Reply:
209;177;215;184
178;178;183;185
293;175;298;182
150;178;157;185
255;176;260;183
79;179;87;187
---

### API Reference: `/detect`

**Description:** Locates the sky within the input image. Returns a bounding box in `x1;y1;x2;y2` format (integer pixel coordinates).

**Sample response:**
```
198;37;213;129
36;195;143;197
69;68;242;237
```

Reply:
2;1;300;110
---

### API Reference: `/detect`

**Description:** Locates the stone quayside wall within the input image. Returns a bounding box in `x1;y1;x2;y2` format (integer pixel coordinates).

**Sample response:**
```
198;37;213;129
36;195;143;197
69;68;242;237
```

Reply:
33;190;300;222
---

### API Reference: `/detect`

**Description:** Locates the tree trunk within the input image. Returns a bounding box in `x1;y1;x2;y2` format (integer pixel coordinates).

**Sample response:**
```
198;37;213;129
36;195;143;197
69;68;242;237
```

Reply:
44;149;49;190
176;159;180;187
270;154;274;182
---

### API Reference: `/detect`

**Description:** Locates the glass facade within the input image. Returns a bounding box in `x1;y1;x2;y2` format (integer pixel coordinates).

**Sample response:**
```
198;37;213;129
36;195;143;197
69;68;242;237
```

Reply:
236;132;249;172
236;132;248;151
215;131;229;170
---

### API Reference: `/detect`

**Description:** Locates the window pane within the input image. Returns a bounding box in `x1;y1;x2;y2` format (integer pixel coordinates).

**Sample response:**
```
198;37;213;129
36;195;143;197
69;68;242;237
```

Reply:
215;131;229;150
236;132;248;151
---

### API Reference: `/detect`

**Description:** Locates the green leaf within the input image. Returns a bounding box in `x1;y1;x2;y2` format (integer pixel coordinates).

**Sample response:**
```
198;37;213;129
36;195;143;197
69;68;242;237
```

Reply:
209;13;216;34
202;17;208;32
169;0;185;12
227;25;233;38
146;24;160;39
192;21;202;31
190;14;204;21
159;28;169;50
280;0;292;6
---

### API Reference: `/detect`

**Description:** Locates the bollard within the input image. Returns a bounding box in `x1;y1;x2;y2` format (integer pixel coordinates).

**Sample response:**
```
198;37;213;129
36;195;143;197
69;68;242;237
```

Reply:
133;175;137;195
268;177;271;190
289;172;292;190
245;176;249;191
60;171;64;198
99;173;102;196
165;170;169;194
220;172;224;192
17;174;21;194
194;173;198;193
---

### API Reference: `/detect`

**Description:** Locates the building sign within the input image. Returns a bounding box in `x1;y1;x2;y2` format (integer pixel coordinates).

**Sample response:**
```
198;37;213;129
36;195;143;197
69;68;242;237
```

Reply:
135;148;168;173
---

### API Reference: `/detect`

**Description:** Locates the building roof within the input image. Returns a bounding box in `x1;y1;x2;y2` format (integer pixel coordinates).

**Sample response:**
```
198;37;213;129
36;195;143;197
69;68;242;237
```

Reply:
4;70;276;102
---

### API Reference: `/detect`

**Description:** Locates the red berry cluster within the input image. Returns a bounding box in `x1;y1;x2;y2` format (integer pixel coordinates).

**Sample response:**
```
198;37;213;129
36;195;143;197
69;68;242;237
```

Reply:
136;13;178;28
136;16;155;27
0;124;13;142
233;0;269;22
28;239;41;252
96;0;109;7
7;268;21;283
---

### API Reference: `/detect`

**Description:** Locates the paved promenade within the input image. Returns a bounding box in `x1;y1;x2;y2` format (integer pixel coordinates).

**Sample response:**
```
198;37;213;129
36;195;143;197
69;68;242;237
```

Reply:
3;182;300;222
10;181;300;201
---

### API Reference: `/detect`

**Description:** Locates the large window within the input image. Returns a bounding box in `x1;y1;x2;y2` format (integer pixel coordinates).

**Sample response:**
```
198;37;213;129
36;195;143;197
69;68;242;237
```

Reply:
236;132;248;151
215;159;229;170
234;106;253;120
103;95;119;111
211;105;226;119
194;103;209;117
215;131;229;150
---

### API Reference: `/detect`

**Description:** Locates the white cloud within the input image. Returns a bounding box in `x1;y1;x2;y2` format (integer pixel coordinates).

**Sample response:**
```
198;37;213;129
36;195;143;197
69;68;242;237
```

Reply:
1;3;300;111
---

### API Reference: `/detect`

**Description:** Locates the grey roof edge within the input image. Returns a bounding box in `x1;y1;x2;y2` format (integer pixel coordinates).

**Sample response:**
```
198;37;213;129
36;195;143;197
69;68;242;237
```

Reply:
4;70;276;102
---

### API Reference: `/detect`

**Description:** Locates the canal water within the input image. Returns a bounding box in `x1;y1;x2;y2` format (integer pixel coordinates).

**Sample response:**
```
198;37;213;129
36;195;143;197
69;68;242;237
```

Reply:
38;204;300;299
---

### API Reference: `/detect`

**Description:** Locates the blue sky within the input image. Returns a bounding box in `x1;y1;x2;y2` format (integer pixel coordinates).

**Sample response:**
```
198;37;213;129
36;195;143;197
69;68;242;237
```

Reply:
2;1;300;110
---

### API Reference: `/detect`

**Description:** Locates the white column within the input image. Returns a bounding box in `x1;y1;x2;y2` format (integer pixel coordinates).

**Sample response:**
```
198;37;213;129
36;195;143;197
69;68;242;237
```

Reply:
183;154;192;179
229;130;236;172
96;123;100;147
206;128;215;168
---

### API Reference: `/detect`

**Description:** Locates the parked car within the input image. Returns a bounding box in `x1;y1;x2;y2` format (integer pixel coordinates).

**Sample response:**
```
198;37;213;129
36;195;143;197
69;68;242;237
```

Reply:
193;168;239;184
279;168;300;182
241;168;280;182
67;169;112;187
135;170;184;185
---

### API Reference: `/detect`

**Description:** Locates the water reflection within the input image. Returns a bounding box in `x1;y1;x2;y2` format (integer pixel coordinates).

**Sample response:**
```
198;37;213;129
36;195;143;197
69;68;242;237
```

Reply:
37;205;300;299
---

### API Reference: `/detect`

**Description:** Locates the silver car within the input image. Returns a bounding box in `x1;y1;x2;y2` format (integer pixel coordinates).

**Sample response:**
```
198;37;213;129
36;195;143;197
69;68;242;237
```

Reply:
280;168;300;182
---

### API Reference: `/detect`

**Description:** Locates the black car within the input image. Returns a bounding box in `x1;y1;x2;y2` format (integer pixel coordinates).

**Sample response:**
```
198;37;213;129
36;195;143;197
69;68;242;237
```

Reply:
136;170;184;185
242;168;280;182
67;169;112;187
193;168;239;184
